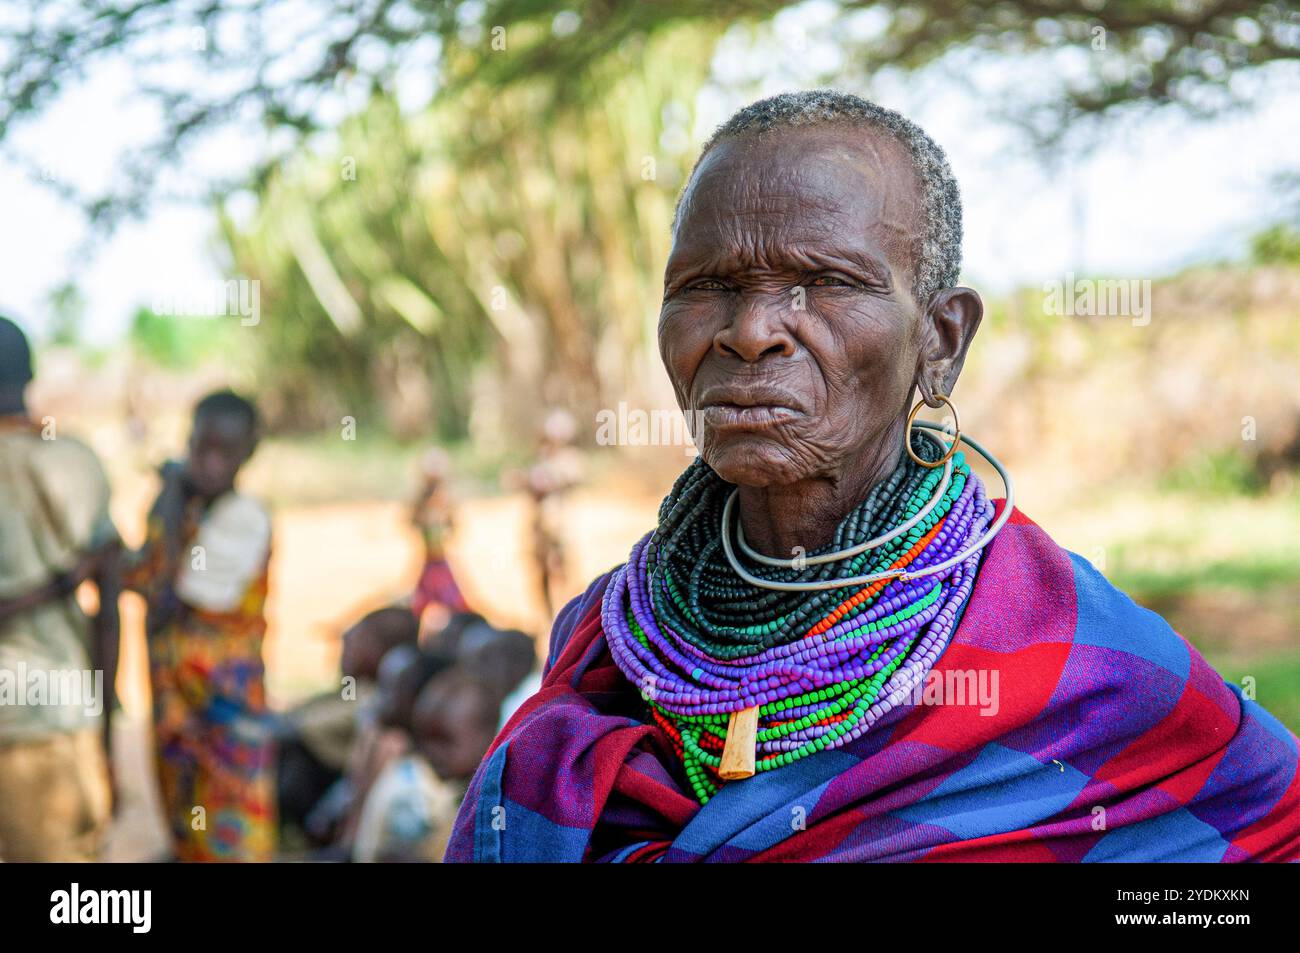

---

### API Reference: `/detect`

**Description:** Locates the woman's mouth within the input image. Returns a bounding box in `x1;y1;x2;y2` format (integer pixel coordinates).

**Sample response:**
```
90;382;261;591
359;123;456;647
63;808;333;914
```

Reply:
700;402;801;430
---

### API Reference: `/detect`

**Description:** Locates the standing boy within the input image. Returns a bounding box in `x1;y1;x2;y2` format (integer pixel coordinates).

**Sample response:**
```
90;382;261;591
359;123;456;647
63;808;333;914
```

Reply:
127;390;275;861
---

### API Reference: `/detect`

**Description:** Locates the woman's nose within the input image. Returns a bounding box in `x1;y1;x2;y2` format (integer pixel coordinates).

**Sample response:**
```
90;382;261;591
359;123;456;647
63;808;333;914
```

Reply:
712;293;797;362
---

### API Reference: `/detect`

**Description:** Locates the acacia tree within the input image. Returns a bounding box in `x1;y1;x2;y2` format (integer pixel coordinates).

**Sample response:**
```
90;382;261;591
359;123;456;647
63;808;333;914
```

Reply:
4;1;1296;224
5;1;1296;440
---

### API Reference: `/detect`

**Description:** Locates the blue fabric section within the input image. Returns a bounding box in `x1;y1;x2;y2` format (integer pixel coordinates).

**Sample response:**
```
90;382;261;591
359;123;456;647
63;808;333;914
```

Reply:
604;840;654;863
999;641;1184;776
668;749;859;858
1068;552;1190;681
893;742;1089;839
728;778;838;852
472;742;510;863
1084;807;1229;862
499;798;592;862
472;742;593;861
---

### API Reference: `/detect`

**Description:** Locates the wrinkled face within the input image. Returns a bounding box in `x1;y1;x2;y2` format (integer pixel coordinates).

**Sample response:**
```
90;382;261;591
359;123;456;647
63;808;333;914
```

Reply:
660;125;928;487
186;412;254;500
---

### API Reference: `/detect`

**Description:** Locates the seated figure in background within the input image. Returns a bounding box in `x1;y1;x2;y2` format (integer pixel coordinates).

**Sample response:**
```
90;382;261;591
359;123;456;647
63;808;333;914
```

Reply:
322;616;537;862
276;605;418;845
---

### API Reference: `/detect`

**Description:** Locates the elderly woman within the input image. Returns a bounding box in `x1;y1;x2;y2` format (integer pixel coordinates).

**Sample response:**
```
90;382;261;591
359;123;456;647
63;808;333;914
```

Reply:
447;91;1300;862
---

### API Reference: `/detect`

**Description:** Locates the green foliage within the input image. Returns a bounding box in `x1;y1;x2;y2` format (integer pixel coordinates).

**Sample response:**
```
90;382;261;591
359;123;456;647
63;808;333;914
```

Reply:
1251;224;1300;265
6;2;1296;223
221;22;714;440
1111;552;1300;598
44;281;84;346
128;306;235;369
1160;448;1263;496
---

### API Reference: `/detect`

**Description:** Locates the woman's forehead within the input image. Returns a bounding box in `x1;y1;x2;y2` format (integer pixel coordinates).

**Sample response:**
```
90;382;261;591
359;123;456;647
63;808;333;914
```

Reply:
672;127;921;262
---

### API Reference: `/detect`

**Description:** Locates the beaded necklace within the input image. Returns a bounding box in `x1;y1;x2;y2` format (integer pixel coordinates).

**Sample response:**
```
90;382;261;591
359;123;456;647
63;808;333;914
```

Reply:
602;430;996;803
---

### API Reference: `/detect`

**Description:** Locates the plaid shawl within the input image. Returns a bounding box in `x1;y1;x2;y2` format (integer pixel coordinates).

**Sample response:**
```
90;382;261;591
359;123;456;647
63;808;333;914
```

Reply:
446;504;1300;862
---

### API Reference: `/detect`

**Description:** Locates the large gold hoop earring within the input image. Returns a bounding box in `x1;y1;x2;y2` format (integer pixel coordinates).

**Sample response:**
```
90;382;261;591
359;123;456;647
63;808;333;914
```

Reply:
905;393;960;468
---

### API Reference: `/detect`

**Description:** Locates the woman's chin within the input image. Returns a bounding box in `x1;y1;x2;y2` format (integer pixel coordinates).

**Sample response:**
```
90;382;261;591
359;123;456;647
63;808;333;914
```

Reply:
703;441;810;488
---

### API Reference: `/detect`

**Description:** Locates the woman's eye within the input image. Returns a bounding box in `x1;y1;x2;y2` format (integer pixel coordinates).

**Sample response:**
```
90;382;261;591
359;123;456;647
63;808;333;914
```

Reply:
808;275;854;287
687;279;729;291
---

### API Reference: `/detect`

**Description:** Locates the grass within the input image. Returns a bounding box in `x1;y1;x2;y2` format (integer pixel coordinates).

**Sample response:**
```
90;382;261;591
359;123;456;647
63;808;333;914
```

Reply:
1110;556;1300;598
1094;487;1300;735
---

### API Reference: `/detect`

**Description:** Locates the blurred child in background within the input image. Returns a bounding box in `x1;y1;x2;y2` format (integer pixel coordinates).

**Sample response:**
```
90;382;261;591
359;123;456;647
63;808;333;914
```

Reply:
519;410;584;621
352;636;531;862
409;448;469;633
417;633;532;780
302;609;536;862
347;646;458;862
125;389;275;862
276;605;418;843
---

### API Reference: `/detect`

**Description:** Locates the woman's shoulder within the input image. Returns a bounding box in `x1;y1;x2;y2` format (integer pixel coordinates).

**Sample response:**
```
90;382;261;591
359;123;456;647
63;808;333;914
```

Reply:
543;566;622;676
981;503;1188;667
966;502;1241;725
970;503;1185;658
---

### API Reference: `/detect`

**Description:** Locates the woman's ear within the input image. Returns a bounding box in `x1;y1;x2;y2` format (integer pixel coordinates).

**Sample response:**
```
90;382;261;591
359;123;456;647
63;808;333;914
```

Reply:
917;286;983;404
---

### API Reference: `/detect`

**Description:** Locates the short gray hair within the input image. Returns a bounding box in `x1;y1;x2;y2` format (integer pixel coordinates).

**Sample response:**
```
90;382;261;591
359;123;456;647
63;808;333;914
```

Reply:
677;90;963;306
